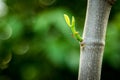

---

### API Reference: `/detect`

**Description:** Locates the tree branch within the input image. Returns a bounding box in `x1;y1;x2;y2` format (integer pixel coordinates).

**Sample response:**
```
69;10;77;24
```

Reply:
78;0;116;80
106;0;116;5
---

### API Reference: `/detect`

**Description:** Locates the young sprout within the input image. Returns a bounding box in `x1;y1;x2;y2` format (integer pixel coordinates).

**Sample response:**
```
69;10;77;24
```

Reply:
64;14;83;42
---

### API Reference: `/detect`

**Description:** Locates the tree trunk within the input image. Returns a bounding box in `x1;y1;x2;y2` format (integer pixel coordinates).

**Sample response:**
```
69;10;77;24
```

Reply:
78;0;116;80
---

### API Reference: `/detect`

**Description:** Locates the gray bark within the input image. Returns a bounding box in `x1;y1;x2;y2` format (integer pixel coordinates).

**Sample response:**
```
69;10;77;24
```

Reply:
78;0;116;80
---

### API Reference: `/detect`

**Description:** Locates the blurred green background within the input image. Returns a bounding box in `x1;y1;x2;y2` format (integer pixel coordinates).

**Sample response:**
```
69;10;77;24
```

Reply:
0;0;120;80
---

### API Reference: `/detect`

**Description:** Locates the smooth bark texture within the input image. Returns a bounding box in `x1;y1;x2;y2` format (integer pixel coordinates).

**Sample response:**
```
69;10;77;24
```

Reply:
78;0;115;80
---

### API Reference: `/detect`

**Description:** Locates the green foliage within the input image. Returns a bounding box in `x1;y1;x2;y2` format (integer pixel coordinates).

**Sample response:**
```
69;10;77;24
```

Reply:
104;14;120;69
0;0;120;80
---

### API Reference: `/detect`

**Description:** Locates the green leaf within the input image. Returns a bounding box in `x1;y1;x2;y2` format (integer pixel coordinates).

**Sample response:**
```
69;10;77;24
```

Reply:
64;14;71;27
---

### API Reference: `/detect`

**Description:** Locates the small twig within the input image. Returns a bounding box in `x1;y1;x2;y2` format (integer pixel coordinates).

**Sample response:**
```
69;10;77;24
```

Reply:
64;14;83;42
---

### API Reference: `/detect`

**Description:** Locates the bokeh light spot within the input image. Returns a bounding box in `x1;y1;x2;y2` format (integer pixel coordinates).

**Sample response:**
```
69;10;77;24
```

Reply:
0;53;12;69
13;43;29;55
0;0;8;17
21;65;39;80
0;26;12;40
39;0;56;6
